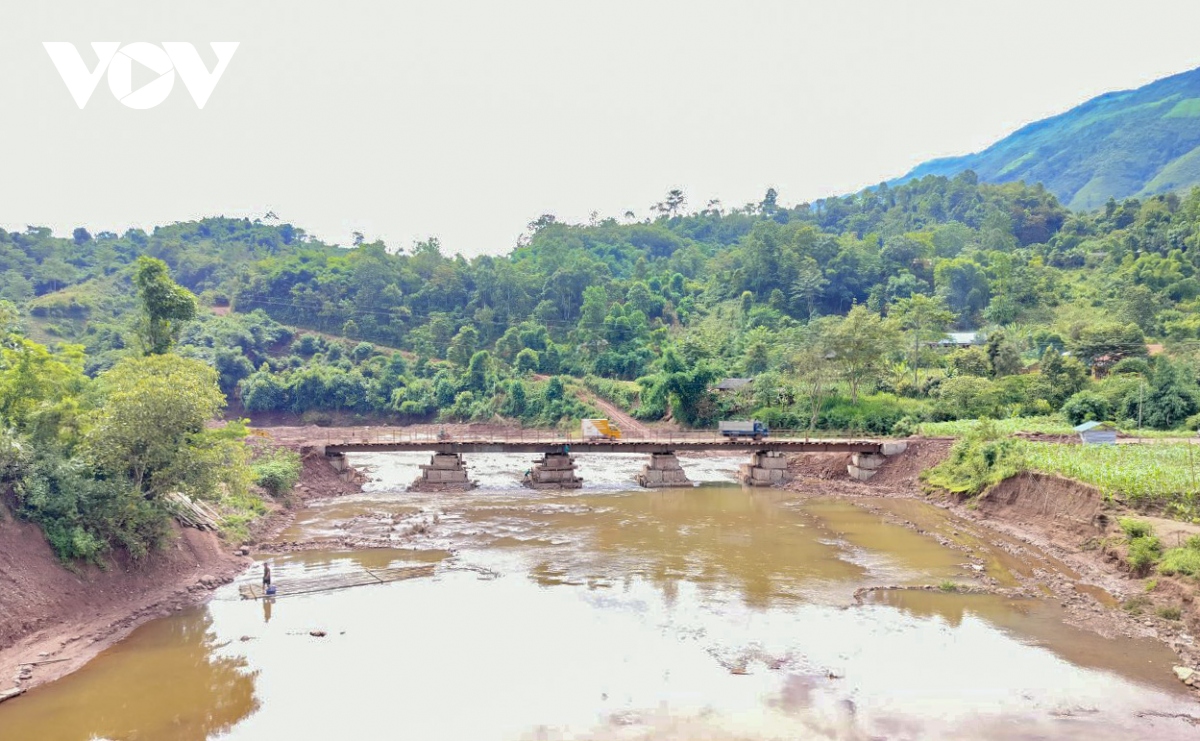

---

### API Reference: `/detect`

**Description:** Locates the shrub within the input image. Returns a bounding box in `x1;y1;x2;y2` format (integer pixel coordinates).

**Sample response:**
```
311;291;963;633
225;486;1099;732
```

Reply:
1157;606;1183;621
251;448;302;497
818;394;928;435
293;334;324;356
1159;547;1200;577
933;376;1001;420
1123;596;1151;615
1119;518;1154;539
16;452;171;563
921;422;1025;495
892;415;917;437
1126;536;1161;575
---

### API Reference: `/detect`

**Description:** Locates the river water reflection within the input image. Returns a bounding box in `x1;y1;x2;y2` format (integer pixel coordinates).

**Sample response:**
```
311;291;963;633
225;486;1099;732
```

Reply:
1;452;1196;740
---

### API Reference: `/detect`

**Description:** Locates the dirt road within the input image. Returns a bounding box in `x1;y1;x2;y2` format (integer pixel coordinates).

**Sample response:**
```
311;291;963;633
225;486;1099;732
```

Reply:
573;387;652;437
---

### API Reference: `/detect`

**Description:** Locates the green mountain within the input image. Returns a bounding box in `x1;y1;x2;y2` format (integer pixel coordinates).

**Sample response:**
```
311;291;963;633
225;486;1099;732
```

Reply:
898;66;1200;210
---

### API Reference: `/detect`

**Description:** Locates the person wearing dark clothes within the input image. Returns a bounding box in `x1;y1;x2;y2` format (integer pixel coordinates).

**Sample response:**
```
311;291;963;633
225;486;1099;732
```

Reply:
263;562;272;588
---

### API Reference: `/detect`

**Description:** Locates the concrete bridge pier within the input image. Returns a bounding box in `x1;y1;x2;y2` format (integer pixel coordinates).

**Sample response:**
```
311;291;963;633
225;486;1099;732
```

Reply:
524;451;582;489
738;450;791;487
847;441;909;481
636;452;691;488
410;452;476;492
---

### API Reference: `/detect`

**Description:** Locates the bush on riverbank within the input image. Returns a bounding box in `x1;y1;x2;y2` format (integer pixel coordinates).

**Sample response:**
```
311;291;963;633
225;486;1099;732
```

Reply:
251;448;302;497
920;422;1026;495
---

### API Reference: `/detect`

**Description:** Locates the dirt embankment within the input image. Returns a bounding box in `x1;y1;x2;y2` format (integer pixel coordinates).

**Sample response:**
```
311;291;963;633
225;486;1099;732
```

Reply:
0;510;250;697
0;443;364;699
785;437;1200;691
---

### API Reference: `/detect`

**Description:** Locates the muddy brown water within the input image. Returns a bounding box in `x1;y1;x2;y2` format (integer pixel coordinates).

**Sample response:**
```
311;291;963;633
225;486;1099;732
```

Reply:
1;453;1197;740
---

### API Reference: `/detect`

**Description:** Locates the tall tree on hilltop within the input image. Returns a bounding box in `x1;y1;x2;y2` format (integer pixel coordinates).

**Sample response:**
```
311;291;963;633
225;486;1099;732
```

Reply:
133;256;197;356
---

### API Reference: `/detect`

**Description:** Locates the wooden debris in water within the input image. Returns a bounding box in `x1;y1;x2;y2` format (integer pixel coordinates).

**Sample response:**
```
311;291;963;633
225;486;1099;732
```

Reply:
238;564;436;600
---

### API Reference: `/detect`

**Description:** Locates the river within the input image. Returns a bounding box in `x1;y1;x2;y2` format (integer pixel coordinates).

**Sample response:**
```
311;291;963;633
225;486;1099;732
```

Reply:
0;452;1196;740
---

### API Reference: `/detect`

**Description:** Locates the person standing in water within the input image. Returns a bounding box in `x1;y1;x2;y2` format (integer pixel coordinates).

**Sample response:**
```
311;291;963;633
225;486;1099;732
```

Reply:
262;562;272;589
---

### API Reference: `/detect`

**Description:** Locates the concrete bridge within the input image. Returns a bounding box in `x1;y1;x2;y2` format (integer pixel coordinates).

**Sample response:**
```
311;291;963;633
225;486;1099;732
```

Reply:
321;434;907;491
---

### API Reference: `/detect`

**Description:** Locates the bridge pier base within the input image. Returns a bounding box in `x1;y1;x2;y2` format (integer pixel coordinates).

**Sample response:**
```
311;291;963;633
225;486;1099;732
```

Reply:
738;450;791;487
636;452;691;488
410;453;476;492
847;452;888;481
524;452;582;489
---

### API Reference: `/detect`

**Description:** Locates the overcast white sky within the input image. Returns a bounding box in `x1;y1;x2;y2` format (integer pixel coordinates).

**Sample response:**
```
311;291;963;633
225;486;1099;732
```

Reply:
3;1;1200;255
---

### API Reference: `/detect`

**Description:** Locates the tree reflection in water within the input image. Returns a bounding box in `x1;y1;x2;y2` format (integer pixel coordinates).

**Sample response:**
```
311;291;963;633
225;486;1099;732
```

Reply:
0;608;258;741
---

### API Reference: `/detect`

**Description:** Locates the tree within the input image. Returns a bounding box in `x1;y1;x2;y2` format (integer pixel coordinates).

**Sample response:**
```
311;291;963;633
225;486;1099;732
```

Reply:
742;327;771;375
1039;349;1087;405
934;258;989;325
1062;391;1111;425
740;291;753;316
790;318;838;434
789;257;827;318
890;294;954;387
82;354;241;498
1124;358;1198;429
760;187;779;215
947;347;991;377
447;325;479;367
934;376;1000;420
465;350;494;393
0;336;87;444
514;348;540;375
660;189;686;217
1070;321;1146;375
577;284;609;357
985;330;1022;377
133;256;197;355
826;305;897;403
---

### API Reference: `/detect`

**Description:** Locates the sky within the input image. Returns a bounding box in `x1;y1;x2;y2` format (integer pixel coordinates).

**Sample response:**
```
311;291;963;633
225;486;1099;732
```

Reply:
3;1;1200;256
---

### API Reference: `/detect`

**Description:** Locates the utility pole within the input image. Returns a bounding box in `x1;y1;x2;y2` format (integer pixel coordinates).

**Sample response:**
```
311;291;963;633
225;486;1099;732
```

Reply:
1138;379;1144;444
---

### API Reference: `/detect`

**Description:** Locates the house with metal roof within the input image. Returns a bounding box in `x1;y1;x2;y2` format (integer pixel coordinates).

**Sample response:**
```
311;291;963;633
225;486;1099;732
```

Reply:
1073;420;1118;445
713;377;753;392
925;331;982;349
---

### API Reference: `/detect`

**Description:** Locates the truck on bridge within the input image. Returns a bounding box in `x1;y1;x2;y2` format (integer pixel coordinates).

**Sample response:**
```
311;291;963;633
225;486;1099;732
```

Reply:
719;420;769;440
581;418;622;440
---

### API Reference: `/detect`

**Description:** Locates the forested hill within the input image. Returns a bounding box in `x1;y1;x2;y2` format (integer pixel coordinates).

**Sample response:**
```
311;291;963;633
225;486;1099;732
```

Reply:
898;66;1200;211
7;174;1200;434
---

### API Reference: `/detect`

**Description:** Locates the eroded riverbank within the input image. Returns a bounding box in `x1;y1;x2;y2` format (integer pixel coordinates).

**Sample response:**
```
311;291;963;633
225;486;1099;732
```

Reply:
2;448;1198;740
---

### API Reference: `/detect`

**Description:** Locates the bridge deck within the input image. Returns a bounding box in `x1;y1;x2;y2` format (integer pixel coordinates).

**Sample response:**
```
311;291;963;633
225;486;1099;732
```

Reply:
325;438;883;455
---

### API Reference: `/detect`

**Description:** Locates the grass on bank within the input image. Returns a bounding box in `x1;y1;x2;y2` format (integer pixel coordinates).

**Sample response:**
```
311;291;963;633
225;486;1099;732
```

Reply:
917;415;1193;439
1116;518;1200;579
921;424;1200;520
1022;442;1200;514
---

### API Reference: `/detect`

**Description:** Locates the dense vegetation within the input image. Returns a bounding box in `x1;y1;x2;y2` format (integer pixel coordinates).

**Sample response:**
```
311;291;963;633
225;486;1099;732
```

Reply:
901;66;1200;210
10;174;1200;441
0;261;282;562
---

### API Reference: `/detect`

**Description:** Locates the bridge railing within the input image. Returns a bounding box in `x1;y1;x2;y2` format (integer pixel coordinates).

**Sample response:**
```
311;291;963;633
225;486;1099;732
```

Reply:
318;426;884;447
